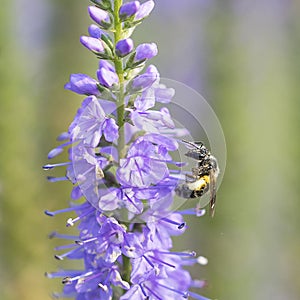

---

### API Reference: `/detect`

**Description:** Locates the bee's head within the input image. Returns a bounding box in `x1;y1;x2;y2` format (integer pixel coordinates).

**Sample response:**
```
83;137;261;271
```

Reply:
183;141;209;161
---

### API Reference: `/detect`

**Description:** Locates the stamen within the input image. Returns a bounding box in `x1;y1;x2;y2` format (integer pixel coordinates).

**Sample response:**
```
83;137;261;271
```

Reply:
66;207;95;227
43;162;70;170
197;256;208;265
179;208;206;217
57;132;70;141
159;216;186;230
48;148;64;159
75;236;98;245
48;232;78;240
54;245;82;260
98;283;109;292
47;141;73;159
66;218;75;227
54;243;77;251
44;207;76;216
45;270;82;279
157;250;196;257
62;276;72;284
47;176;68;182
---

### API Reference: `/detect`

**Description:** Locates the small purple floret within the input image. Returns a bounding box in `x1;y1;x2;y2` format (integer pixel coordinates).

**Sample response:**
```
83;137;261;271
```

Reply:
88;6;110;25
80;36;104;53
131;65;159;91
64;73;99;95
88;24;103;38
115;38;134;57
135;43;158;61
99;60;115;72
135;0;155;20
119;1;140;20
97;68;119;88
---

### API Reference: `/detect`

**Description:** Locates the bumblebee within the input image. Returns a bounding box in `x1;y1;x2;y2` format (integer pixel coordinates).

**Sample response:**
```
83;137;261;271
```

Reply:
175;140;219;217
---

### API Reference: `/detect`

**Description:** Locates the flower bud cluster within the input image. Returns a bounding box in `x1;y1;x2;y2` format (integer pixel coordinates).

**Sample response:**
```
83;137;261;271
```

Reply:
45;1;210;299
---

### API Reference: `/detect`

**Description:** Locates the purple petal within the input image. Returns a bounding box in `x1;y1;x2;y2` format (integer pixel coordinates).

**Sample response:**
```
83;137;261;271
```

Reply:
88;6;110;25
135;43;158;61
99;60;115;72
80;36;104;53
131;65;159;91
115;38;134;57
65;73;99;95
99;188;120;211
134;87;155;111
160;107;175;128
135;0;155;20
97;68;119;87
110;269;130;290
154;85;175;103
102;118;119;142
47;147;63;159
88;24;103;38
142;133;178;151
119;1;140;20
70;96;106;146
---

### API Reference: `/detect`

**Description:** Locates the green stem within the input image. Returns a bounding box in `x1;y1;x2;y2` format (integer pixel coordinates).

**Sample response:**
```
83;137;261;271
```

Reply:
122;255;131;283
113;0;131;292
113;0;126;159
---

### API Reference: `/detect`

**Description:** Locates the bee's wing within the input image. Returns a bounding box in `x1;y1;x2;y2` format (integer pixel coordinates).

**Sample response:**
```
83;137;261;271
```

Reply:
181;140;203;150
209;170;217;217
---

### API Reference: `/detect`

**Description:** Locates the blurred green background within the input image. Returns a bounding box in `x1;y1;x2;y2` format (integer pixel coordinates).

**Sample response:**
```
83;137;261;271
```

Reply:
1;0;300;299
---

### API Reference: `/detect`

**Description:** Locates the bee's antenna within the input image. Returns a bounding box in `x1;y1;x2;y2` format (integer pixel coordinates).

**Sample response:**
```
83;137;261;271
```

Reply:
181;140;203;149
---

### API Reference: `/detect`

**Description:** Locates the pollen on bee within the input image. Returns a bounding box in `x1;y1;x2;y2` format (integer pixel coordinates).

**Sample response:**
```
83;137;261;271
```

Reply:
187;175;209;191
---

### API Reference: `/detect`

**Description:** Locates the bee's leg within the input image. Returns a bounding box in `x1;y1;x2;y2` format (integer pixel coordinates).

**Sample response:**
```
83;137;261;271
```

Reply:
185;173;197;182
191;167;200;176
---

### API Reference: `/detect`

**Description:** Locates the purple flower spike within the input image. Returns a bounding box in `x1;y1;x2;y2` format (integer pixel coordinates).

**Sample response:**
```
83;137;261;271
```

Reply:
135;43;158;61
97;68;119;88
46;1;213;299
131;64;159;91
64;73;99;95
88;6;110;27
119;1;140;21
115;38;134;57
88;24;103;39
135;0;155;20
80;36;104;53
